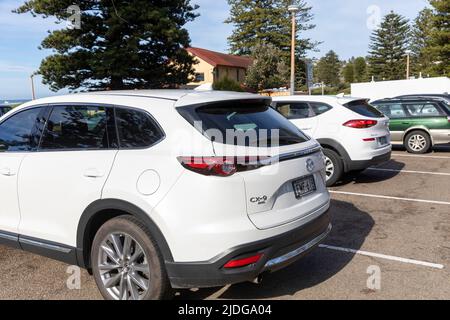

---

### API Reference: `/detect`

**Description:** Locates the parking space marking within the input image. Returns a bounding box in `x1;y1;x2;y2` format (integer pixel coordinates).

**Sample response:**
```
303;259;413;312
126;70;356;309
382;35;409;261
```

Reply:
392;153;450;160
330;191;450;206
319;245;445;270
367;168;450;176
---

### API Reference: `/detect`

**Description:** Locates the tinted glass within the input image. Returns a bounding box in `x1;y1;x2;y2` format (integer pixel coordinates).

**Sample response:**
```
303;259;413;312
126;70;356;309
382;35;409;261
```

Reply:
178;100;310;147
0;108;41;152
276;102;311;119
310;102;333;116
344;100;384;118
405;103;442;117
115;108;164;148
40;105;109;150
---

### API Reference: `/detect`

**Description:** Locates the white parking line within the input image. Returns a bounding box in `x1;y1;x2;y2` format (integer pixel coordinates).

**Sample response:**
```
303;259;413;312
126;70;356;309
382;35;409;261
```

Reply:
368;167;450;176
330;190;450;206
319;244;444;270
392;153;450;160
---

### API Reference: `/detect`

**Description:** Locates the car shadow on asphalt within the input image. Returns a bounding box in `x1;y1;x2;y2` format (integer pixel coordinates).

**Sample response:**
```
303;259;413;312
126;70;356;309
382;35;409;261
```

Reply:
336;159;406;186
175;199;374;300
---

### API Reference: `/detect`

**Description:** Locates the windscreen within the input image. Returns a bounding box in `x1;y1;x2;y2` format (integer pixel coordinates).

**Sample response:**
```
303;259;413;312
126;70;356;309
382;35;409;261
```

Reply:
177;100;310;147
344;100;385;118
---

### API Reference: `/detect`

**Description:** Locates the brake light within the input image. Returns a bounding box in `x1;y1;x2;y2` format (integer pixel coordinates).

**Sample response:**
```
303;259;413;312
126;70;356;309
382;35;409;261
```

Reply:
343;120;378;129
177;156;270;177
448;116;450;123
224;253;263;269
363;138;376;142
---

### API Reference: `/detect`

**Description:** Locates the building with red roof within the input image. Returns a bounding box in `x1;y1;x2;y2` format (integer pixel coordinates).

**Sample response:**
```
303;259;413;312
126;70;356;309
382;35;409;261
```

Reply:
186;47;253;87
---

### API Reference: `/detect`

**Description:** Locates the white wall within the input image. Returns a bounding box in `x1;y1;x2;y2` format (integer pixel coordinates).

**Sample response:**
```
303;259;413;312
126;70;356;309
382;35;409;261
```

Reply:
351;77;450;101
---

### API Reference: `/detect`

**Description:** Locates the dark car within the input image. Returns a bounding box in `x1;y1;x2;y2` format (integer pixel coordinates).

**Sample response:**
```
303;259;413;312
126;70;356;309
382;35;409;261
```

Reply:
0;106;12;117
372;97;450;154
396;94;450;112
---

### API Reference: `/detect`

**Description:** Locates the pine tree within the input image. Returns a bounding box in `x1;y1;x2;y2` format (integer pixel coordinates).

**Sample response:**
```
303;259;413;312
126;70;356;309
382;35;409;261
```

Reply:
353;57;368;82
225;0;317;57
425;0;450;76
315;50;342;87
368;11;410;81
15;0;199;91
342;59;355;84
410;8;435;76
244;42;289;91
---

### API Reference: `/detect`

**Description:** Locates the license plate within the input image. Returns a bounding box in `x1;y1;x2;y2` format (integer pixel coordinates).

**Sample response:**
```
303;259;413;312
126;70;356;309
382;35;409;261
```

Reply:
292;175;316;199
378;136;388;146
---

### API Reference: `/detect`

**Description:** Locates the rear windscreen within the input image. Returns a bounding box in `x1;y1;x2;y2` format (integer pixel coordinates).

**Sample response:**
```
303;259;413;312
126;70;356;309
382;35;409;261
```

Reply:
344;100;385;118
177;100;310;147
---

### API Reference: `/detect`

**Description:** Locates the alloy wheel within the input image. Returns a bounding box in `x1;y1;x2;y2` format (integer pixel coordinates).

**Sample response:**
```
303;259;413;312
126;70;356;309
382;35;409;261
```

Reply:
324;156;335;181
97;233;150;300
408;134;427;152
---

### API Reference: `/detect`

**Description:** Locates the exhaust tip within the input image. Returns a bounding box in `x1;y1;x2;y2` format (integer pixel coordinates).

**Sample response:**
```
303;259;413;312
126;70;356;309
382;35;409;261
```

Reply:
251;274;264;285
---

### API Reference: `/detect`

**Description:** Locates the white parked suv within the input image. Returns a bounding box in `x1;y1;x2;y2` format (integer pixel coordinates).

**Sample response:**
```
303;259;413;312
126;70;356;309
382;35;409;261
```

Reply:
272;96;392;186
0;90;332;300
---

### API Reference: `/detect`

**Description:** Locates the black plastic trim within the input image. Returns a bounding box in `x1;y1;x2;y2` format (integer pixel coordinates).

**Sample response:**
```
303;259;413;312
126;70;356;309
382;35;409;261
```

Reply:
19;235;78;265
316;138;353;172
345;151;392;172
166;209;331;289
76;199;174;269
0;231;20;249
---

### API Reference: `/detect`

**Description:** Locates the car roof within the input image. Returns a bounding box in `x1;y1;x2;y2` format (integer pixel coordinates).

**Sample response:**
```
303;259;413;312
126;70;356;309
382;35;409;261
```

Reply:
271;95;366;105
15;90;269;111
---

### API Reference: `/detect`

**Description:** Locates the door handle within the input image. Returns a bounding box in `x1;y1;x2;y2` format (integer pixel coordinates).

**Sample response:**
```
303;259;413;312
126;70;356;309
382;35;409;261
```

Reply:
84;168;104;178
0;167;14;176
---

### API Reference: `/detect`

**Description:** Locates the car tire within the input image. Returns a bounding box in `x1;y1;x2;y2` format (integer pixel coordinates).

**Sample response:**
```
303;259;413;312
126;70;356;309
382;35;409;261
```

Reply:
91;215;172;300
405;131;431;154
323;148;343;187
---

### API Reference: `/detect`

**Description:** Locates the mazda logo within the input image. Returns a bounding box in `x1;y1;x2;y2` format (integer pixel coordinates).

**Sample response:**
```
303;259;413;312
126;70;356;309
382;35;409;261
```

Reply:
306;159;315;173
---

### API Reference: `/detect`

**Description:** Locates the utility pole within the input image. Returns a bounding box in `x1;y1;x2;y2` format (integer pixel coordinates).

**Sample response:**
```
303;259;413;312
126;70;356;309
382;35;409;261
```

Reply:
288;4;300;96
30;74;36;100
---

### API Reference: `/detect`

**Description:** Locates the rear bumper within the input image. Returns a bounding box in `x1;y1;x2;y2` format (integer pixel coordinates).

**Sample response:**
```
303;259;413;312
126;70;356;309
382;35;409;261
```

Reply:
166;209;332;289
346;151;391;172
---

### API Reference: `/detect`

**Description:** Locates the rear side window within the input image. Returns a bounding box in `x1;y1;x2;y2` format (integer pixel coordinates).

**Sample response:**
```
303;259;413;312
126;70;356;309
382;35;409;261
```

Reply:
276;102;312;119
40;105;111;150
310;102;333;116
404;103;442;117
0;107;42;152
115;108;164;148
345;100;384;118
177;100;310;147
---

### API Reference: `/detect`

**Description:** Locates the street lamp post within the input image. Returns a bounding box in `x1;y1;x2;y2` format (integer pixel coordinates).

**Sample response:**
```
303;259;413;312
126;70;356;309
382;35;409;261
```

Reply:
30;74;36;100
405;50;412;80
288;4;300;95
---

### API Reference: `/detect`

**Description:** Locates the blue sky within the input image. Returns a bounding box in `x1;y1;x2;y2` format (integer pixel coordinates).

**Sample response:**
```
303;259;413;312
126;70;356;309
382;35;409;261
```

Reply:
0;0;430;100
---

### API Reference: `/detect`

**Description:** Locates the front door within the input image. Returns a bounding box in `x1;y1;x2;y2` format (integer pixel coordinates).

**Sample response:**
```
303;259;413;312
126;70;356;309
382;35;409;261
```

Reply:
18;105;118;247
0;107;43;237
275;101;318;137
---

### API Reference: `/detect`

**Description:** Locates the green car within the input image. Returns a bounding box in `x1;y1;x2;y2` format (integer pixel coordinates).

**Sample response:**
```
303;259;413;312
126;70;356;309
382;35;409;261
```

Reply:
372;97;450;154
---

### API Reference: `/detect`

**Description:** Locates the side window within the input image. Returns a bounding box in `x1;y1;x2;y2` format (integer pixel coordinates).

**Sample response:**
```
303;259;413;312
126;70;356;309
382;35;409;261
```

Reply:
0;107;42;152
387;104;407;119
276;102;312;120
115;108;164;148
405;103;441;117
40;105;111;150
310;102;333;116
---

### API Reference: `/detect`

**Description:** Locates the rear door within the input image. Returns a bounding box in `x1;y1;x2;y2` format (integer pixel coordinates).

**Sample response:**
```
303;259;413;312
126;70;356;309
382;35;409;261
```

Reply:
18;104;118;247
274;101;318;137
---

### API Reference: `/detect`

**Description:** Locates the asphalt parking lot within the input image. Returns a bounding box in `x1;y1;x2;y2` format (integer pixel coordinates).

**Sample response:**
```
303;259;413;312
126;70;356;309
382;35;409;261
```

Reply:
0;146;449;300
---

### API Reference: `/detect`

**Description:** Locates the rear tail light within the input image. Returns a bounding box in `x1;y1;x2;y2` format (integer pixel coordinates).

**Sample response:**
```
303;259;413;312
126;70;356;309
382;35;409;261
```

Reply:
447;116;450;123
363;138;376;142
177;156;270;177
343;120;378;129
223;253;263;269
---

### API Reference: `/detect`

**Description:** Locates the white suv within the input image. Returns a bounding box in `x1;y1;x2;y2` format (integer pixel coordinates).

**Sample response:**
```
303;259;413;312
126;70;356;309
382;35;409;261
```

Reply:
272;96;392;186
0;90;331;300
